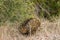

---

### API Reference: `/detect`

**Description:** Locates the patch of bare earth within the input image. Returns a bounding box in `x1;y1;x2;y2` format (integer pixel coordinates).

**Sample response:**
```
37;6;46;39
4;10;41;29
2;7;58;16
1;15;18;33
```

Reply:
0;18;60;40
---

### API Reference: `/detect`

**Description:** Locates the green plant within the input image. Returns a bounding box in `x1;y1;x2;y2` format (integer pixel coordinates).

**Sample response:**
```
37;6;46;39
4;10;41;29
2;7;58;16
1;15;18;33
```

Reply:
0;0;36;25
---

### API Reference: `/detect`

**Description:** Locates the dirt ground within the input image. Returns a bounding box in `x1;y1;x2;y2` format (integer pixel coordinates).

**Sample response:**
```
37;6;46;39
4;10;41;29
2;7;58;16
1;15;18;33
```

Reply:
0;18;60;40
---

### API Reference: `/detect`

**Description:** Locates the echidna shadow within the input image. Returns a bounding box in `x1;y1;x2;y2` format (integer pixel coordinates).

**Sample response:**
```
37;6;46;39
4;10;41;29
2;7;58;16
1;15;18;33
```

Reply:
18;18;41;35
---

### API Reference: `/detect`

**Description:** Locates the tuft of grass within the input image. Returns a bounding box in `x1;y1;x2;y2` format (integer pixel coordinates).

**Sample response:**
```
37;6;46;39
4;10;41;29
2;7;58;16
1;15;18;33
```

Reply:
0;0;36;25
32;0;60;21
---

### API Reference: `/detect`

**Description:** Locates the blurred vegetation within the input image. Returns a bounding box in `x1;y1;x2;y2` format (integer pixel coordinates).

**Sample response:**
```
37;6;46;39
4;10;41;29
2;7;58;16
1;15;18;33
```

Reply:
32;0;60;20
0;0;35;25
0;0;60;25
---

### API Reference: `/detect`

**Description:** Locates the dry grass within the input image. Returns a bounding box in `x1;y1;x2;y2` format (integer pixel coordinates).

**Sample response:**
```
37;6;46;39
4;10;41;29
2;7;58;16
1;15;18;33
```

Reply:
0;17;60;40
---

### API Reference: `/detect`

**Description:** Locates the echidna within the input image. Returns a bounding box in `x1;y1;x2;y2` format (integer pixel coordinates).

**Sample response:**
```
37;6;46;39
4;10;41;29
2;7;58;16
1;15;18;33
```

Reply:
19;18;41;35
